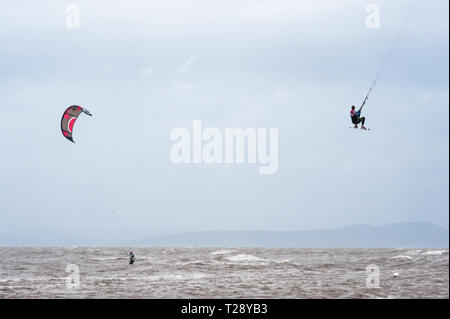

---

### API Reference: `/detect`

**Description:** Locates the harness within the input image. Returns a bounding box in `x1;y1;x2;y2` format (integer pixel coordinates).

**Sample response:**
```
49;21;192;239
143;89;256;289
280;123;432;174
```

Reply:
351;110;361;124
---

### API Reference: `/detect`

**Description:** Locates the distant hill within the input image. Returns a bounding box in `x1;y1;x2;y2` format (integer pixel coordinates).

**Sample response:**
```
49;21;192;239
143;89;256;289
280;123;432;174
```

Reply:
135;223;449;248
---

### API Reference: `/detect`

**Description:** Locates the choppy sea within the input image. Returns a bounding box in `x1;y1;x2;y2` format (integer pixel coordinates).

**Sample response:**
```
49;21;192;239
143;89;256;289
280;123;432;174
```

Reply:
0;247;448;298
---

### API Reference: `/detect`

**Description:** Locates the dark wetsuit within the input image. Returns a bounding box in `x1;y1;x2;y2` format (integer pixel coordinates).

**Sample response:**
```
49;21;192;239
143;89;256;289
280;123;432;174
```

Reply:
129;253;135;265
351;109;365;125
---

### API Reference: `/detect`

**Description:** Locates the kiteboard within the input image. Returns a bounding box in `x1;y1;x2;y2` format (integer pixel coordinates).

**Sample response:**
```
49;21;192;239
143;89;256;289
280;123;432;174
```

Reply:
349;126;371;131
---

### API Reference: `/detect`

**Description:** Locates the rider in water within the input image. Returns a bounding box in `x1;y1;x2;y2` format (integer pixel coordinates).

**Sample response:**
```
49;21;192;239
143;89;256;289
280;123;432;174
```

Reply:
129;251;135;265
350;105;367;130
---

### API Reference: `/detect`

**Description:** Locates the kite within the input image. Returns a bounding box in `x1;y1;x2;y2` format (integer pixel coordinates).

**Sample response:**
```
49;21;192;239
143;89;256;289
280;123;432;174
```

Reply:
60;105;92;143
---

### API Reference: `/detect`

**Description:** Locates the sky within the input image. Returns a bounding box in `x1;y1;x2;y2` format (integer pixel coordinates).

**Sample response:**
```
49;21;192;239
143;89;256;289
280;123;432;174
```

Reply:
0;0;448;244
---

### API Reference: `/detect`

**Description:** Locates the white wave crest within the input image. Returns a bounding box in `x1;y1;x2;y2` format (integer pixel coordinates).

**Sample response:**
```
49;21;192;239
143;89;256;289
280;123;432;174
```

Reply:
422;250;448;255
148;273;209;281
405;250;422;254
225;254;266;262
176;260;206;267
391;255;413;260
210;249;236;255
92;256;127;261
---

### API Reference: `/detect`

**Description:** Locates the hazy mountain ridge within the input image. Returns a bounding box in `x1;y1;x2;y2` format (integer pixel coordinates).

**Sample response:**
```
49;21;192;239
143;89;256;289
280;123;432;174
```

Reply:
135;223;449;248
1;223;448;247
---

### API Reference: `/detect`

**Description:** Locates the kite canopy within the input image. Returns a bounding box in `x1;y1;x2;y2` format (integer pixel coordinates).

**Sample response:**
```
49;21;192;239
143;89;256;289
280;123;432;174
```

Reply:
61;105;92;143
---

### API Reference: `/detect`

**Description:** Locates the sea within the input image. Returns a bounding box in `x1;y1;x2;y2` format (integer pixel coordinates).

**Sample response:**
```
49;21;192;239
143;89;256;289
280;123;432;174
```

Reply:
0;247;448;298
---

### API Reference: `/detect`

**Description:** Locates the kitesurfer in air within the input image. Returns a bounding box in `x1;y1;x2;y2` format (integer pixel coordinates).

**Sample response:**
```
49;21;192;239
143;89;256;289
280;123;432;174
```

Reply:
129;251;135;265
350;105;367;130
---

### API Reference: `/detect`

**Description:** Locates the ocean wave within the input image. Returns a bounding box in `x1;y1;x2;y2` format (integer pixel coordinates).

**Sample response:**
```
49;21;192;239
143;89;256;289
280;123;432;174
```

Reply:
272;259;303;268
147;273;209;281
210;249;236;255
274;259;291;264
176;260;209;267
405;250;422;254
422;250;448;255
391;255;413;260
210;256;300;268
222;254;301;267
90;276;129;282
0;278;21;283
225;254;267;263
135;256;153;260
92;256;128;261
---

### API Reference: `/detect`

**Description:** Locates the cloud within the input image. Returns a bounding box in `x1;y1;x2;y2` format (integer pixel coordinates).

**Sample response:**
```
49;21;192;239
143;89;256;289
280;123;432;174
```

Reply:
176;54;196;75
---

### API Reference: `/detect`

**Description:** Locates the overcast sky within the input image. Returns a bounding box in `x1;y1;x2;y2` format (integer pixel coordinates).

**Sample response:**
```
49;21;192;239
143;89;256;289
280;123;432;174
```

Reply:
0;0;448;244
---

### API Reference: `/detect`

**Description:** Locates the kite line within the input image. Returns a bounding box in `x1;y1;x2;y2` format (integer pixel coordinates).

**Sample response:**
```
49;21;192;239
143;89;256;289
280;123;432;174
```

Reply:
361;0;422;108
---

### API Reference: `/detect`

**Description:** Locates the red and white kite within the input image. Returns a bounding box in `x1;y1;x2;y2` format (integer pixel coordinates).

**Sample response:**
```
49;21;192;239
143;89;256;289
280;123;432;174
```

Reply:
61;105;92;143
